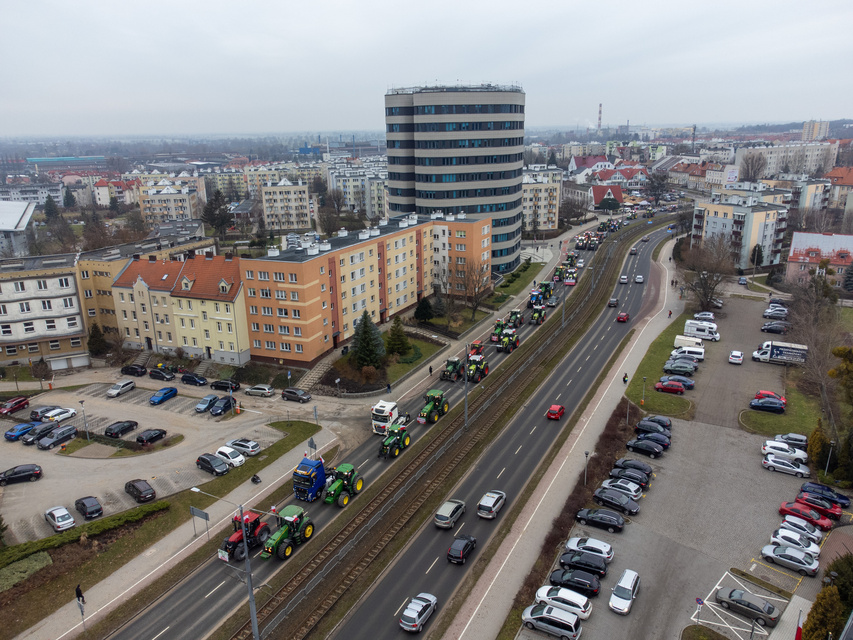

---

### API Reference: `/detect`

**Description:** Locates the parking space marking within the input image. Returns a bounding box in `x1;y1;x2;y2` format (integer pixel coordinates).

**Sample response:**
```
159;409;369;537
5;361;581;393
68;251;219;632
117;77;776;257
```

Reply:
751;557;805;585
694;570;785;639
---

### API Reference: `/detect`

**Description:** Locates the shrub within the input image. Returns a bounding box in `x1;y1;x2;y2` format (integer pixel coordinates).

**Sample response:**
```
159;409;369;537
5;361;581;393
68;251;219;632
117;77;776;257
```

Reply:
803;585;845;640
231;363;273;386
0;551;52;593
361;366;379;383
271;373;291;389
399;345;422;365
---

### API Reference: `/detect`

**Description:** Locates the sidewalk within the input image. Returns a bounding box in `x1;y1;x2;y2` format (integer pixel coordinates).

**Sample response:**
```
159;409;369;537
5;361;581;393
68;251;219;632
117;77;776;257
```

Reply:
19;426;338;640
449;236;685;639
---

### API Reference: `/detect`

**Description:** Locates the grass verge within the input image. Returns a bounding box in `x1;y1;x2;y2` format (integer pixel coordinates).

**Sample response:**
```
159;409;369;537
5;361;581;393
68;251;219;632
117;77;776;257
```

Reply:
728;567;794;599
421;309;492;336
739;369;820;437
486;261;546;305
841;307;853;335
0;365;38;382
386;337;444;384
746;280;771;294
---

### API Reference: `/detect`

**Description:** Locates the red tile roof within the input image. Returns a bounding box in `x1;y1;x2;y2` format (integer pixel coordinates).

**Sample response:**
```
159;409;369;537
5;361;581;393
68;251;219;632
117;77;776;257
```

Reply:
174;255;242;302
591;185;623;204
825;167;853;186
113;259;186;291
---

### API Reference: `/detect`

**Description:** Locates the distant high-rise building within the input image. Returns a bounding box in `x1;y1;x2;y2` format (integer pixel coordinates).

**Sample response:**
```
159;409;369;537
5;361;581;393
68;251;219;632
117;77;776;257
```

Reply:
802;120;829;141
385;84;525;272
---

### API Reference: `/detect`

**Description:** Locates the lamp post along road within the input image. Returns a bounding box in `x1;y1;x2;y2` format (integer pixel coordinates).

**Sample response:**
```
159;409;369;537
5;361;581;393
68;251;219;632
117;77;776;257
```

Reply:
826;440;836;476
78;400;90;442
584;451;590;486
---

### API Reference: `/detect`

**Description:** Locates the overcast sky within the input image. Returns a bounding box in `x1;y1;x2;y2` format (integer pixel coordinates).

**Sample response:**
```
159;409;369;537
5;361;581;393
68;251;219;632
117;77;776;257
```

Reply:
1;1;850;138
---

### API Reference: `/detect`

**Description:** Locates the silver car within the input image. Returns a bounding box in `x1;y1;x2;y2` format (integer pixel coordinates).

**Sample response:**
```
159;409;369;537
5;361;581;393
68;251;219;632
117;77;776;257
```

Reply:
714;587;780;627
226;438;261;456
775;433;808;449
399;592;437;633
761;545;819;576
761;441;807;464
245;384;274;397
44;506;76;532
564;536;614;563
599;478;642;500
694;312;716;321
780;515;823;543
761;454;810;478
771;529;821;557
433;499;465;529
609;568;640;614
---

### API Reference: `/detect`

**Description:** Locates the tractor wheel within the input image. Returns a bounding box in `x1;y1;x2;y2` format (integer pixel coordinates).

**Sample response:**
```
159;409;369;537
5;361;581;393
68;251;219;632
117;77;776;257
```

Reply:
320;487;328;502
234;544;247;562
484;366;489;376
442;401;449;414
353;476;364;493
475;373;482;383
277;539;294;560
429;410;438;423
257;526;270;544
392;445;400;457
302;519;314;540
403;434;411;447
337;492;350;508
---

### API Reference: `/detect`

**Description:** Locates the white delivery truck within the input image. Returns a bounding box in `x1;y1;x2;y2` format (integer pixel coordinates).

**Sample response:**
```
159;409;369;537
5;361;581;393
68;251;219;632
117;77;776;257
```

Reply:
674;334;703;349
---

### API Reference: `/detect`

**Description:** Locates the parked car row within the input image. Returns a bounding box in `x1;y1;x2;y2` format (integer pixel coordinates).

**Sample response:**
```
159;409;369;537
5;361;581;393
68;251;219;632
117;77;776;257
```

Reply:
5;420;78;449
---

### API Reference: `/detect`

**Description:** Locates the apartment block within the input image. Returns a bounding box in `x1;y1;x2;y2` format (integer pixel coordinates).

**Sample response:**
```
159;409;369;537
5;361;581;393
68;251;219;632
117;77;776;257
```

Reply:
93;179;140;207
201;169;249;200
327;166;388;218
522;166;562;231
139;184;200;223
0;201;36;258
123;170;207;202
802;120;829;142
785;232;853;287
734;142;839;178
260;179;312;231
430;213;492;296
0;183;65;207
245;164;293;198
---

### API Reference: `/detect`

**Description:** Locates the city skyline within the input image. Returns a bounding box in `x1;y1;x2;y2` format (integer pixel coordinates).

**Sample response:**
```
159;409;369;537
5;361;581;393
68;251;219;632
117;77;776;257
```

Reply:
1;1;851;137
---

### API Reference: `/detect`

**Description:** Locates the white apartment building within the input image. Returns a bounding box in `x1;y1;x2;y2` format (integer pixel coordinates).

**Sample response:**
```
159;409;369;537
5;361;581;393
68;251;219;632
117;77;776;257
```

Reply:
260;178;312;231
522;166;562;231
734;142;839;178
0;183;65;207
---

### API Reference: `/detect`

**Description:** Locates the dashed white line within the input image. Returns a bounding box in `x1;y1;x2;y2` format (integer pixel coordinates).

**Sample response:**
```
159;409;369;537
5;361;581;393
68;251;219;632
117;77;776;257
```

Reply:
556;393;561;400
394;597;409;616
567;379;573;386
205;580;226;598
151;627;171;640
456;522;465;534
359;458;370;469
515;445;523;455
425;557;439;575
585;355;590;361
593;344;598;350
497;467;506;479
529;426;536;435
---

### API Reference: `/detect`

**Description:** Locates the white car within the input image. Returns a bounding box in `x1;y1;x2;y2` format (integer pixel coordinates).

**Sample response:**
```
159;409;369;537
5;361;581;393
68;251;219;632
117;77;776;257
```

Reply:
771;528;821;557
215;446;245;468
762;441;808;464
609;569;640;614
226;438;261;456
635;275;644;283
694;312;716;321
599;478;642;500
476;490;507;519
620;275;628;284
728;350;744;365
44;408;77;422
534;586;592;619
44;506;76;532
564;536;614;563
577;259;585;268
399;593;437;632
762;454;810;478
780;515;823;543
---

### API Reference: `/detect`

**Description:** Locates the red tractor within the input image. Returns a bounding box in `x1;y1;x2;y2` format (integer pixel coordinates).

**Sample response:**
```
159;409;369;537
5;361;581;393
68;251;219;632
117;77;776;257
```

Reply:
220;511;271;562
469;340;486;357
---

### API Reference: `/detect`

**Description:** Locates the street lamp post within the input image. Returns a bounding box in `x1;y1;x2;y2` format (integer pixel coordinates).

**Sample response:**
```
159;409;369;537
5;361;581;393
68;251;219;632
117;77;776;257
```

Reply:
584;451;590;486
78;400;90;442
191;487;260;640
826;440;836;476
463;347;469;432
642;377;646;406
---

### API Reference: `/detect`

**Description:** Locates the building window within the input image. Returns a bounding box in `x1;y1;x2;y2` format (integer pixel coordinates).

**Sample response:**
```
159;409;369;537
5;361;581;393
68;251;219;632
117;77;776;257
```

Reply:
202;311;207;321
19;302;31;313
251;322;260;331
14;281;25;292
250;305;258;314
295;344;303;353
245;270;254;279
248;288;256;297
253;339;261;348
119;293;125;302
227;323;233;333
294;327;302;336
70;338;82;347
23;321;35;333
260;289;271;298
0;304;5;315
204;329;210;339
143;321;149;331
281;342;291;352
265;340;275;349
279;325;290;335
81;270;89;279
167;332;172;341
293;310;300;319
28;343;39;352
58;277;70;288
263;324;274;333
290;292;299;301
84;290;93;298
36;279;47;290
88;309;96;317
289;273;298;283
63;298;74;308
5;345;16;355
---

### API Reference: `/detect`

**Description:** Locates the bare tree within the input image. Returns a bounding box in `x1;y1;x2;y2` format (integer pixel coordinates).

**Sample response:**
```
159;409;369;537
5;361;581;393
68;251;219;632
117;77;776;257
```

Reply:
432;264;453;327
740;153;767;182
316;206;340;235
678;234;736;310
461;259;493;321
559;199;587;226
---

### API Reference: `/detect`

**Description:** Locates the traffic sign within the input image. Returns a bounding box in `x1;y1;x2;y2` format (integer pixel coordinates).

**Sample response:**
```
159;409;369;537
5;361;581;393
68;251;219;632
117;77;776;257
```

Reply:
696;598;704;605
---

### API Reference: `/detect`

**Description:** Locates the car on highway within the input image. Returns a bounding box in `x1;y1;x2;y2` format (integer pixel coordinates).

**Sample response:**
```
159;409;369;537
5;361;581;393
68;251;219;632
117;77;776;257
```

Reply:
659;375;694;390
761;441;807;464
800;482;851;508
663;360;696;376
44;407;77;423
564;537;613;563
630;247;638;255
654;380;685;395
600;478;642;501
210;379;240;392
210;396;237;416
226;438;261;457
149;368;176;382
546;296;557;307
215;446;245;468
104;420;138;438
771;528;821;557
245;384;275;397
616;312;630;322
149;387;178;405
281;387;311;403
136;429;167;445
120;364;147;376
637;432;671;451
714;587;779;627
609;467;650;490
626;438;663;459
609;568;641;615
548;569;601;598
44;506;76;532
693;312;715;322
762;454;810;478
534;586;592;619
778;502;832;531
196;453;229;476
780;515;823;543
575;508;624;533
446;534;476;564
38;424;77;450
476;490;506;519
760;545;819;576
756;390;787;406
635;275;644;283
750;398;785;414
4;421;40;441
74;496;103;519
181;373;208;386
546;405;565;420
593;488;639;515
0;396;30;415
398;593;437;633
634;420;672;438
641;235;650;242
195;394;219;413
125;479;156;503
521;604;582;639
434;499;466;529
21;422;58;446
559;551;607;578
796;493;842;520
0;464;43;486
614;458;653;475
619;275;628;284
608;297;619;307
729;350;744;365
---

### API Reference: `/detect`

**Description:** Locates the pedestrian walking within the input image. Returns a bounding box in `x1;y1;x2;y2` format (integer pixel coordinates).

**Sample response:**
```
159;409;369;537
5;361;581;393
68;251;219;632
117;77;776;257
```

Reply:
622;373;628;385
669;256;672;262
668;310;672;318
76;584;85;604
386;383;391;394
429;366;433;376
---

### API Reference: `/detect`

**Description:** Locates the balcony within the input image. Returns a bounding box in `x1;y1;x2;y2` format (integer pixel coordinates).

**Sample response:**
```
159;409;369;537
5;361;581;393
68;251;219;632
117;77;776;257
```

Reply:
693;224;704;232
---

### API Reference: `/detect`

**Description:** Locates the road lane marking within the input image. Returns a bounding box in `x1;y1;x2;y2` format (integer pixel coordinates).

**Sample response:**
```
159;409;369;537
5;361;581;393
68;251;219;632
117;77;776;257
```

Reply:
456;523;465;534
151;628;171;640
359;459;370;469
205;580;226;598
556;393;561;400
497;467;506;479
530;426;536;435
585;355;590;361
593;344;598;350
515;445;523;455
394;597;409;615
425;556;440;575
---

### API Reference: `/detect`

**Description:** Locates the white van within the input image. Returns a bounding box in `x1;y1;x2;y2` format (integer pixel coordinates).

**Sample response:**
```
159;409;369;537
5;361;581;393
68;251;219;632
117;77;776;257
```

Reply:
674;335;703;349
683;324;720;342
107;379;136;398
671;346;705;361
685;319;718;333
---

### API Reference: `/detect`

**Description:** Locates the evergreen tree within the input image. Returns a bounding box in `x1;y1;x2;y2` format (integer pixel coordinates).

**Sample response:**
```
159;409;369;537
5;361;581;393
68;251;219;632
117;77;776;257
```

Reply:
414;297;434;323
807;420;831;473
350;310;385;368
750;244;764;268
431;295;446;317
63;189;76;209
109;196;120;215
386;316;411;356
803;585;845;640
844;264;853;292
825;554;853;613
598;197;621;214
43;195;59;221
201;190;233;240
126;210;147;236
87;323;109;357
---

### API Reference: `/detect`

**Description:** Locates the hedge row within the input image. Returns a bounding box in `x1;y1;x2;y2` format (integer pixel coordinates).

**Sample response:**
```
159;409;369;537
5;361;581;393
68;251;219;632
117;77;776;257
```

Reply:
0;501;170;570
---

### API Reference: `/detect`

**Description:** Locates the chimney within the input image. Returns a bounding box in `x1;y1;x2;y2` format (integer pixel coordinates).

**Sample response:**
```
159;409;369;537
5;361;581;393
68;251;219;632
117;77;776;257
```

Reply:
225;252;233;261
205;251;213;260
148;255;156;263
132;254;140;261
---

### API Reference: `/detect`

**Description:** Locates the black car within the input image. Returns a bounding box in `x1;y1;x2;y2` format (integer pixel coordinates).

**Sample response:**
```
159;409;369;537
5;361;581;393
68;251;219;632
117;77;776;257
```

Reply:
181;373;208;386
801;482;851;509
548;569;601;598
120;364;147;377
626;438;664;458
30;406;60;422
210;380;240;391
769;298;788;307
637;432;671;450
21;422;57;445
196;453;229;476
104;420;138;438
634;421;672;438
614;457;653;476
210;396;236;416
609;467;651;489
645;415;673;430
659;375;695;390
559;551;608;577
0;464;43;486
282;388;312;403
447;534;477;564
575;508;625;533
149;368;176;382
608;298;619;307
125;479;156;502
750;398;785;414
136;429;167;445
761;323;788;334
75;496;103;519
593;488;640;515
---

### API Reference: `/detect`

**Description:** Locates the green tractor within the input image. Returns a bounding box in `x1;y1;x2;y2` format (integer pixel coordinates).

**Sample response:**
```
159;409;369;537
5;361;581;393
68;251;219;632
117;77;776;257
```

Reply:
554;266;565;282
322;463;364;507
490;318;506;343
417;389;450;425
378;423;412;458
467;354;490;383
497;328;519;353
540;281;554;299
260;505;314;561
530;305;547;324
440;357;464;382
508;308;524;328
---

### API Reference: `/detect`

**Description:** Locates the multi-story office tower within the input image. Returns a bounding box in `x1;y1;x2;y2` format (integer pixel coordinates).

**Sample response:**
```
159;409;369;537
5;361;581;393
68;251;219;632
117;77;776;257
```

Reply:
385;84;525;272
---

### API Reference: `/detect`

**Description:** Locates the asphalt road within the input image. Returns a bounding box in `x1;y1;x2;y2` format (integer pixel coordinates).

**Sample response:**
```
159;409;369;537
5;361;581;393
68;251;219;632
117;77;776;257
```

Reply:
329;227;663;638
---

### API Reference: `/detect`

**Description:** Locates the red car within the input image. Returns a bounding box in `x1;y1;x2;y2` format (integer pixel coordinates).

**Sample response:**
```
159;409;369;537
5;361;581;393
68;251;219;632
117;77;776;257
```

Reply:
796;493;842;520
755;390;786;406
546;405;565;420
0;396;29;416
616;312;630;322
779;502;832;531
654;381;685;395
